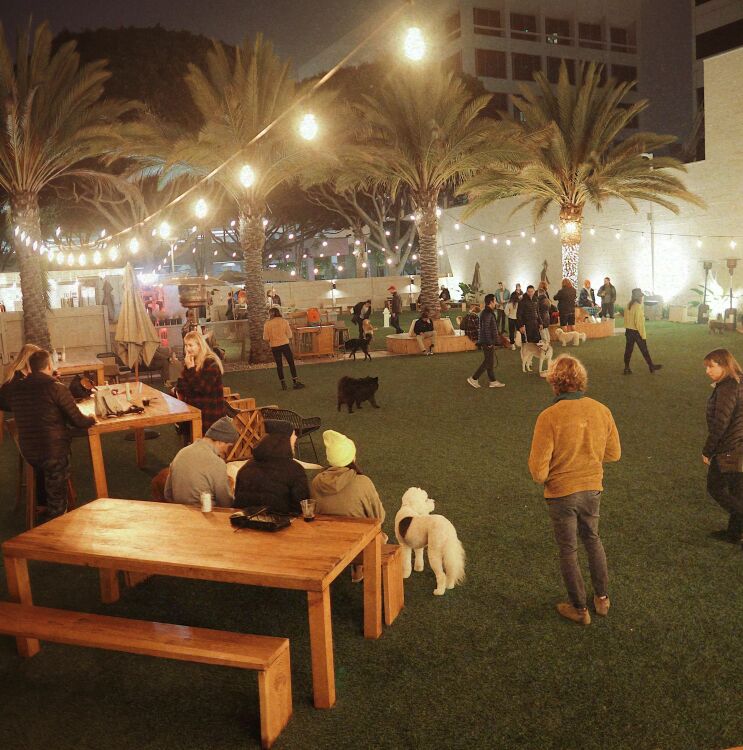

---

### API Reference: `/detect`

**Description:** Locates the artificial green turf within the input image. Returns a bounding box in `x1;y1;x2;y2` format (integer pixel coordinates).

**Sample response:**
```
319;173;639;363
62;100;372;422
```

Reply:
1;321;742;750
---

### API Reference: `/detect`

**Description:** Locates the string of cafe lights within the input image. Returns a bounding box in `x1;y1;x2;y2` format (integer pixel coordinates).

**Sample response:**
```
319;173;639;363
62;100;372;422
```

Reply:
10;5;424;269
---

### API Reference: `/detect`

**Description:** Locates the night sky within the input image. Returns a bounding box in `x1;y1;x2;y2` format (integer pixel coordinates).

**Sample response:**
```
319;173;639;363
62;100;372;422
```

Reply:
2;0;391;66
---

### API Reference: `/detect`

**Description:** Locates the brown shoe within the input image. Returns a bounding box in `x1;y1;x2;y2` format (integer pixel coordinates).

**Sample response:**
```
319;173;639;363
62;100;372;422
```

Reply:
594;595;611;616
556;602;591;625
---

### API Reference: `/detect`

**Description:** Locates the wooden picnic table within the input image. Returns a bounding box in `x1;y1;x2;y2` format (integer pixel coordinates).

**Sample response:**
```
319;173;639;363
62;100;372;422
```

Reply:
77;384;202;498
2;498;383;709
56;352;105;386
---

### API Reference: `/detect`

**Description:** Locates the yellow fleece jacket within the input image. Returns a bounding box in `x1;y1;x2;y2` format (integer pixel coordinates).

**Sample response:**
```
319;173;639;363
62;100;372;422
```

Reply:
528;395;621;498
623;302;646;338
263;317;293;348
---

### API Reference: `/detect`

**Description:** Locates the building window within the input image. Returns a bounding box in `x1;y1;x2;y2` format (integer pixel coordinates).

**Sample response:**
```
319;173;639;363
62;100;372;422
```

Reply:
444;11;461;40
612;64;637;89
578;22;603;50
511;13;538;42
546;57;575;84
475;49;506;78
545;18;572;46
473;8;503;37
481;92;509;119
512;53;541;81
696;19;743;59
610;26;636;53
444;51;463;74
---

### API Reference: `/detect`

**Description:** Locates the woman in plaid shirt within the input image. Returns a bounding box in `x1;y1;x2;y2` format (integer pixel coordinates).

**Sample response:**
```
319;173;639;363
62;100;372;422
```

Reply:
176;331;225;431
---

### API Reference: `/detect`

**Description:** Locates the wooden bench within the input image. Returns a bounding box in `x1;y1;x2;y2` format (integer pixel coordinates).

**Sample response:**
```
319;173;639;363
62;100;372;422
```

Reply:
0;602;292;749
382;544;404;626
386;318;478;355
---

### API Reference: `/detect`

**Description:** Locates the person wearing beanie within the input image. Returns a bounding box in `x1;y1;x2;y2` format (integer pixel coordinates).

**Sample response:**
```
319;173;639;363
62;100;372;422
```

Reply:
623;288;662;375
234;423;309;515
164;416;239;507
388;286;403;334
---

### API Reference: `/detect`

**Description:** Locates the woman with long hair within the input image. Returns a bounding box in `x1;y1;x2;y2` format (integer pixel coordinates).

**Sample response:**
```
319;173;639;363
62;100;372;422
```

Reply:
0;343;41;411
554;278;577;332
623;288;662;374
505;291;520;350
702;348;743;545
263;307;304;390
175;330;225;431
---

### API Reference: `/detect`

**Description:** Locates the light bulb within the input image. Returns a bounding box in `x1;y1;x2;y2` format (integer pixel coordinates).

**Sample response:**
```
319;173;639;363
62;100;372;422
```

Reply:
730;240;737;250
158;221;170;239
454;223;460;230
262;218;269;227
129;237;139;254
110;247;119;261
298;113;319;141
386;258;393;265
531;236;536;244
313;268;319;274
239;164;255;188
194;198;208;219
93;251;102;265
322;240;328;246
589;227;596;235
404;27;425;61
615;232;621;240
492;238;498;245
480;234;486;242
696;239;702;248
67;253;74;266
438;250;444;256
506;239;511;246
465;244;470;250
337;265;344;272
361;262;368;268
412;254;418;260
79;253;87;265
290;270;296;276
520;230;526;237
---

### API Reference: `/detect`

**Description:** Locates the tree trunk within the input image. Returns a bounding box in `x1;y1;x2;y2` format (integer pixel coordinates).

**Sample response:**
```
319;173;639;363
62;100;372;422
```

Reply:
239;209;272;364
415;195;441;318
10;193;52;351
559;207;583;287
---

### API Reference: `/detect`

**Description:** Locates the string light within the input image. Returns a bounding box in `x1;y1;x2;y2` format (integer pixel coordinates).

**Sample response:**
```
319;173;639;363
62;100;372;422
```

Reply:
337;265;344;272
239;164;256;188
696;239;703;248
158;221;171;239
491;238;498;245
110;247;119;261
403;27;425;60
361;261;368;268
531;236;536;244
93;251;102;265
589;227;596;235
79;253;87;265
506;239;511;246
454;223;460;230
480;234;486;242
194;198;208;219
129;237;139;254
298;113;319;141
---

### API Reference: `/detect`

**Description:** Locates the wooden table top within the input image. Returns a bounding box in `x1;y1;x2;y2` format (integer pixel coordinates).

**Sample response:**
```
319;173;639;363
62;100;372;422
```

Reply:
77;383;200;434
2;498;381;592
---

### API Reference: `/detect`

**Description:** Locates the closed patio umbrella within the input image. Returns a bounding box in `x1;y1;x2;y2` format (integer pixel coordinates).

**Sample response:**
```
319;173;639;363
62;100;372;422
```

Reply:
114;263;160;379
101;278;116;322
471;262;482;294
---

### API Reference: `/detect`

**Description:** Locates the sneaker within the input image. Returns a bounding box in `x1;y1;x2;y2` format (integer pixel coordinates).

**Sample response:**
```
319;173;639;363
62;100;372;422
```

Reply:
623;368;632;375
280;380;288;390
556;602;591;625
511;344;516;351
650;364;663;372
293;381;306;389
467;377;481;389
593;595;610;616
429;349;435;355
489;380;505;388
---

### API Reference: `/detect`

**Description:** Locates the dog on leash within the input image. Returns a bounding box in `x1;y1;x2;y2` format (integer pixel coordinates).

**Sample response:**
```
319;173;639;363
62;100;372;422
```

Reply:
344;337;372;360
394;487;465;596
554;327;587;347
515;331;553;375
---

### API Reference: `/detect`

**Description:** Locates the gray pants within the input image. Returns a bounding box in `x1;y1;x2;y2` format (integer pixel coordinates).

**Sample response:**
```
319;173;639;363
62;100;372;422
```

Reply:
416;331;436;352
546;490;608;609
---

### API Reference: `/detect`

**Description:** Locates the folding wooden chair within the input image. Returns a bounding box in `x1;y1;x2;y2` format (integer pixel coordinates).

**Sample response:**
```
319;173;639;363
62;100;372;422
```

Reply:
226;408;266;462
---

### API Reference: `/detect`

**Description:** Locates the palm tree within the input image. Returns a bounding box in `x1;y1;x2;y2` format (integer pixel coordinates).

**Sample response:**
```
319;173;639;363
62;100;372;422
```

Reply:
0;20;142;349
338;65;527;316
461;62;704;284
165;35;330;363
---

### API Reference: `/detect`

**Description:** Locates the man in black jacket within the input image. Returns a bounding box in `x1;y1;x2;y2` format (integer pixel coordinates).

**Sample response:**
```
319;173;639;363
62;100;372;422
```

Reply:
517;285;542;343
413;309;436;355
388;286;403;334
352;299;372;338
10;349;95;520
467;294;505;388
597;277;617;319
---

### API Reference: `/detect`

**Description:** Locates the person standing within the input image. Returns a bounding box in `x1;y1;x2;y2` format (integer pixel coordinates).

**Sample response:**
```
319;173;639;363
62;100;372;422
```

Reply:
702;348;743;546
623;288;662;375
413;308;436;355
263;307;305;390
597;277;617;319
505;291;520;350
528;355;621;625
388;286;404;334
517;285;542;344
554;278;577;332
467;294;505;389
494;282;510;334
537;289;552;344
352;299;372;339
10;349;96;521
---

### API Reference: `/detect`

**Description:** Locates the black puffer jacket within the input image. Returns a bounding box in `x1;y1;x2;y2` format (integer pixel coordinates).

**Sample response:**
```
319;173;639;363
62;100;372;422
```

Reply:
0;370;23;412
478;307;498;346
554;286;577;314
538;295;551;327
234;434;309;515
516;294;540;330
9;372;95;462
703;377;743;458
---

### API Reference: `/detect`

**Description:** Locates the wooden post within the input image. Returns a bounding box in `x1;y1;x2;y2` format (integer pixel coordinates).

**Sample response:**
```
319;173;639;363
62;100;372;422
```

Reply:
363;532;383;639
307;588;335;709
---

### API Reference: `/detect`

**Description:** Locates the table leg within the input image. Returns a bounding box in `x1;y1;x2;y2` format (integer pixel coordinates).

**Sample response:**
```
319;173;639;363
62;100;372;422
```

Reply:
363;532;383;639
134;429;146;468
307;588;335;709
99;568;120;603
88;432;108;498
95;364;105;386
191;415;202;441
4;556;40;657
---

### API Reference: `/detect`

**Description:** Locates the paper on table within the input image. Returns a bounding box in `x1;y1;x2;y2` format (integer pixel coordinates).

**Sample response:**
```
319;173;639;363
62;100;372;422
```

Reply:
226;458;322;485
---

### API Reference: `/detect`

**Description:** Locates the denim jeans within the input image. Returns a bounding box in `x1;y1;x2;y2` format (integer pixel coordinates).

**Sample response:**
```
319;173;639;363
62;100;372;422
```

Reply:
546;490;608;609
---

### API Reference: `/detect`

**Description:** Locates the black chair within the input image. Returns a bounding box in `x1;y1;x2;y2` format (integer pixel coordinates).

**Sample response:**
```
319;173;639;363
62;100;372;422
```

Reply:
259;407;321;462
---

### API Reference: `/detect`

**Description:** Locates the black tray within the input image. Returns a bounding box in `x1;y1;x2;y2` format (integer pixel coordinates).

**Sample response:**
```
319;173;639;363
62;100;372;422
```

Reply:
230;508;292;532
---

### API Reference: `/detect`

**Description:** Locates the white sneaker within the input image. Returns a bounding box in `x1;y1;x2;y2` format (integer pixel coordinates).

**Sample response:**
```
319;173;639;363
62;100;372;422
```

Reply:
489;380;505;388
467;377;481;389
511;344;516;350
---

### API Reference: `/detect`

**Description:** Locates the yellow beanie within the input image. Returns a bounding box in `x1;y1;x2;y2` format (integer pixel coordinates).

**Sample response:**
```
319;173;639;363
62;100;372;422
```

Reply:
323;430;356;467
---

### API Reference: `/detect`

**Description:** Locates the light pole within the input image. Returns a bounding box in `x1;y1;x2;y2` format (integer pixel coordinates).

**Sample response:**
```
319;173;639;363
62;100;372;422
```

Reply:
641;153;655;293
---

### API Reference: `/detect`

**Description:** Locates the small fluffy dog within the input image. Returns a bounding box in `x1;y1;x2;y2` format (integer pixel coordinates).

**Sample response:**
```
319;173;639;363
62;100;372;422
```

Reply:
344;337;372;360
394;487;465;596
709;318;725;334
337;375;380;413
554;327;587;347
515;332;553;375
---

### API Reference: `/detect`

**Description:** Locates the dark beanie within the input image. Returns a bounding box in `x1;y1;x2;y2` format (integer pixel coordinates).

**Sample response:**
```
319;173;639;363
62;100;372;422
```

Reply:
205;416;239;443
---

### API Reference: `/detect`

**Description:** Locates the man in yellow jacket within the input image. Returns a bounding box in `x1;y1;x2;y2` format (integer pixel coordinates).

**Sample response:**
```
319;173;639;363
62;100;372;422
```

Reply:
528;355;621;625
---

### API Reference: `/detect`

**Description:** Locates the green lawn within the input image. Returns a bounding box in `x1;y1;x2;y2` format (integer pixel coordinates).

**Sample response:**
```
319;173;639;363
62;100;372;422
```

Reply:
1;321;742;750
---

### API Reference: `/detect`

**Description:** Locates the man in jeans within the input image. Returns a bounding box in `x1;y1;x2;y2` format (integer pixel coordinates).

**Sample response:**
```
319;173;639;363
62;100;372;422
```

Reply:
467;294;504;389
494;282;510;334
528;355;621;624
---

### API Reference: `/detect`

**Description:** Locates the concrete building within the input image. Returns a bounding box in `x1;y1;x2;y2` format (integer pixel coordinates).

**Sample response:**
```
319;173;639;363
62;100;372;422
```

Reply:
439;46;743;315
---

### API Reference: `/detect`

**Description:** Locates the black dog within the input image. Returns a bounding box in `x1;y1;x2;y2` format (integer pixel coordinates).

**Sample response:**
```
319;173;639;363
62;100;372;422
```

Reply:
337;376;380;414
343;337;372;361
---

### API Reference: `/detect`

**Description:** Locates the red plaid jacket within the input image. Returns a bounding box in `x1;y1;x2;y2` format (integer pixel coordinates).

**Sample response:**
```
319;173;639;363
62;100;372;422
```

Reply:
176;357;225;431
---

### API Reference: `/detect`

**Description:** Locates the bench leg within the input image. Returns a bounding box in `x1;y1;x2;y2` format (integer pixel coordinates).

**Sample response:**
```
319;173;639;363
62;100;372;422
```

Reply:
258;646;293;749
363;533;382;639
3;556;40;657
307;589;335;709
383;552;405;626
99;568;120;604
123;571;152;589
134;429;146;468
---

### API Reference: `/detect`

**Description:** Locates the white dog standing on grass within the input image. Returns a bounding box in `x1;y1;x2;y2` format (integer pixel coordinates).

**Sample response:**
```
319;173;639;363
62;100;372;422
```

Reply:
554;327;587;347
394;487;465;596
515;331;553;375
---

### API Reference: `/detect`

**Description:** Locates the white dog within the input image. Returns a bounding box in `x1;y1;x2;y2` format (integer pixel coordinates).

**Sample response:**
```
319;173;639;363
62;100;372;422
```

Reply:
554;327;587;347
515;331;553;375
394;487;465;596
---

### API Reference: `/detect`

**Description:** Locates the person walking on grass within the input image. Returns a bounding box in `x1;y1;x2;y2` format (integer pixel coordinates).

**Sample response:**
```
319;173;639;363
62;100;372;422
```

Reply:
702;348;743;547
528;355;621;625
467;294;505;389
388;285;404;334
623;288;662;375
263;307;305;390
